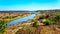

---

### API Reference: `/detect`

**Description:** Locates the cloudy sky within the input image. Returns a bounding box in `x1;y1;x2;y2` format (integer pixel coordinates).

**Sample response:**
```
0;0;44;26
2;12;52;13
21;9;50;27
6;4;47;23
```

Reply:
0;0;60;11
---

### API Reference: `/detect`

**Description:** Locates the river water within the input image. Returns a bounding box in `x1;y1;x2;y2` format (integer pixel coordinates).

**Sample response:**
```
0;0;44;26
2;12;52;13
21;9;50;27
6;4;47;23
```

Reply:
8;14;36;26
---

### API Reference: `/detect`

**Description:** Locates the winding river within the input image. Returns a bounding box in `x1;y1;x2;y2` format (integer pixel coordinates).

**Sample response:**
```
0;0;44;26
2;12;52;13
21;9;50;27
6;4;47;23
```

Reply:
8;14;36;26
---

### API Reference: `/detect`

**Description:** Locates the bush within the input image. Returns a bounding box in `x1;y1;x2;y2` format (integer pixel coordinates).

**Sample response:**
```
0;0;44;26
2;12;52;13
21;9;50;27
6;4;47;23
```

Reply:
39;15;43;19
32;19;38;27
53;14;60;20
0;19;8;34
42;19;55;25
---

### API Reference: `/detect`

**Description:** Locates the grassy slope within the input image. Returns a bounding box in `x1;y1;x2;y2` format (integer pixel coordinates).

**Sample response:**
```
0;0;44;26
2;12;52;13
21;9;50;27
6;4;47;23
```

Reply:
4;11;60;34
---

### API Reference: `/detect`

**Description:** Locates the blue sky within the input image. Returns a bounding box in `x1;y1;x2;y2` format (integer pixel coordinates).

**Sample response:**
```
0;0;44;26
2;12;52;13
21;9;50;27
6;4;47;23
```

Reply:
0;0;60;11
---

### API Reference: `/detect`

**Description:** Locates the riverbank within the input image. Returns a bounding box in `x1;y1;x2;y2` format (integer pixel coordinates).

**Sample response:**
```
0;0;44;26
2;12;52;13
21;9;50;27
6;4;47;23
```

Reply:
0;12;32;21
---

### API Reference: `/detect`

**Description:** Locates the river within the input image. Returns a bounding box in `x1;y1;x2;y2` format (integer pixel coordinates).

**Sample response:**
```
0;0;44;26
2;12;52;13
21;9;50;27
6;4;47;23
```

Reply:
8;14;36;26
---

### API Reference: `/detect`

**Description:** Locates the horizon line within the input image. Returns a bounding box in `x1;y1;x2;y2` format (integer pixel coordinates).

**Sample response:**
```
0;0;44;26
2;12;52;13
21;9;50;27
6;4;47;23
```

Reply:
0;9;60;11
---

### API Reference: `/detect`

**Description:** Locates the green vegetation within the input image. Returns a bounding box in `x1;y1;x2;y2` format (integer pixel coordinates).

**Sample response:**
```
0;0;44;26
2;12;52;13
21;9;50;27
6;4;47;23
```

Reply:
32;18;38;27
39;15;43;19
52;13;60;24
53;14;60;20
0;19;8;34
2;16;17;19
39;13;60;25
42;19;55;25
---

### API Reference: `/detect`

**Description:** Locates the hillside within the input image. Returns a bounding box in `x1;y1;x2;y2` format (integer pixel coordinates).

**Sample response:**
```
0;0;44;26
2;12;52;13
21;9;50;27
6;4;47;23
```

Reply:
4;10;60;34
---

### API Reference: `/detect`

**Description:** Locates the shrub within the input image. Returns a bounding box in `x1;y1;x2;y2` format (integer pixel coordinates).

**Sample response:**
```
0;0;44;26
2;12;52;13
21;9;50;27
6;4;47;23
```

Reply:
39;15;43;19
32;19;38;27
42;19;55;25
2;16;12;19
0;19;8;34
53;14;60;20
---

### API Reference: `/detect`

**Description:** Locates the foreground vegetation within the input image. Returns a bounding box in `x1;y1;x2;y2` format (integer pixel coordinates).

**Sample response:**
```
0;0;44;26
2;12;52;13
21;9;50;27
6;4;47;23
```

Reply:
0;19;8;34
